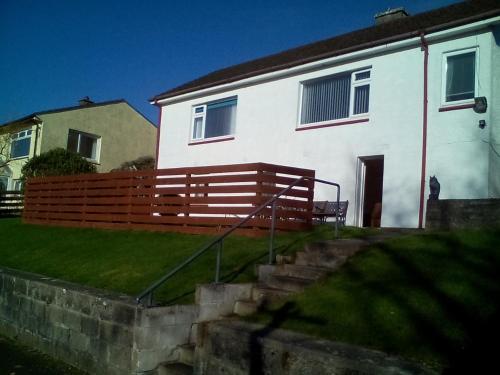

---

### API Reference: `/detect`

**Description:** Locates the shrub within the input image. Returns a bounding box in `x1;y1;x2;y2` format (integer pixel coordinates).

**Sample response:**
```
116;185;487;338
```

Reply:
21;148;96;180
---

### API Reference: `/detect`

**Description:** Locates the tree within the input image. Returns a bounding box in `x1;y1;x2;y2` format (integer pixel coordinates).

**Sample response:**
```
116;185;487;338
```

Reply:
21;148;97;181
0;133;12;170
111;156;155;171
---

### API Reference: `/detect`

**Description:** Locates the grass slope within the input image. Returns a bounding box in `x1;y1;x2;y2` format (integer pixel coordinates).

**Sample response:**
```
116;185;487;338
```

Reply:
0;218;344;304
249;229;500;372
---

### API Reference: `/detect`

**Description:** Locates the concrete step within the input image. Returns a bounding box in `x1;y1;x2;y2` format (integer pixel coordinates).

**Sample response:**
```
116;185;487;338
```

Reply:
252;285;293;305
265;275;313;293
304;238;368;257
272;264;329;281
159;362;193;375
276;254;294;265
233;299;258;316
295;251;347;270
175;343;195;366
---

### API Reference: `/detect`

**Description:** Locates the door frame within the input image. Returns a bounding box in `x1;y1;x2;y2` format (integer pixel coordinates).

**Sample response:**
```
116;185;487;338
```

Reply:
355;155;384;227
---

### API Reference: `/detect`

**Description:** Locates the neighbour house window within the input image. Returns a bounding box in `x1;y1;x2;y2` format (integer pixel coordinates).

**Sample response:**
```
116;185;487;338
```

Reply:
300;68;371;126
191;97;237;141
10;129;32;158
13;179;22;191
0;176;8;191
67;129;100;162
443;48;477;103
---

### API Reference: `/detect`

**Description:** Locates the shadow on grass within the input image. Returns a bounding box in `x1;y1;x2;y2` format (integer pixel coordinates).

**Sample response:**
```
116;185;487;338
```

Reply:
252;229;500;372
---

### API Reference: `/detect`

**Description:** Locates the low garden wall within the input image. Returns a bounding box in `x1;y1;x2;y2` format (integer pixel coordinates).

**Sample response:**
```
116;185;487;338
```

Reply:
0;267;198;374
194;320;435;375
426;199;500;230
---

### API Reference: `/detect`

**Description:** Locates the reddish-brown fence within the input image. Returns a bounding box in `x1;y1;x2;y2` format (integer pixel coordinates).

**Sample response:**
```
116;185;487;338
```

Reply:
23;163;315;236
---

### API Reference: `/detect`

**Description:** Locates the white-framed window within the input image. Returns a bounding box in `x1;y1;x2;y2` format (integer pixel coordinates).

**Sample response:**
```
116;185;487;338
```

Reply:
191;97;237;141
67;129;101;162
12;179;22;191
299;68;371;126
442;48;478;104
0;176;9;191
10;129;32;159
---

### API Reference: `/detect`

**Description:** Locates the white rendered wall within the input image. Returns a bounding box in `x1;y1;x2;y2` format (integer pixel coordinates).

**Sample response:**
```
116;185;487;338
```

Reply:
157;28;496;228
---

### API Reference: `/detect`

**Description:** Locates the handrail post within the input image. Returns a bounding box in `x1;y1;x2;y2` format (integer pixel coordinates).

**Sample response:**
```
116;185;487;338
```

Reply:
146;292;153;307
215;240;223;283
335;185;340;238
268;201;277;264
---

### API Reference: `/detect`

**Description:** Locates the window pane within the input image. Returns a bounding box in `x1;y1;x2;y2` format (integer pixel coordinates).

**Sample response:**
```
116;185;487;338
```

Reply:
446;52;475;102
0;177;8;191
355;71;370;80
193;117;203;139
10;137;31;158
79;134;96;159
205;99;237;138
301;74;351;124
67;130;79;153
354;85;370;114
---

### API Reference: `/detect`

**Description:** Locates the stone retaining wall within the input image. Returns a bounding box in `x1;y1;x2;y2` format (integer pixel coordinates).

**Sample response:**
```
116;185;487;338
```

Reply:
426;199;500;230
194;320;436;375
0;267;198;374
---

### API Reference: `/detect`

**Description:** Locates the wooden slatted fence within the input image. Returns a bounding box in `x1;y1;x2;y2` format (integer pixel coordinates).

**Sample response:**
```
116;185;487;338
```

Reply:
0;190;24;217
23;163;315;236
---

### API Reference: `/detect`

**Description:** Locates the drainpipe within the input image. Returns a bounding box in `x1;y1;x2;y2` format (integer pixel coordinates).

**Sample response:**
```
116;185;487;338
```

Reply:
418;33;429;229
154;101;162;170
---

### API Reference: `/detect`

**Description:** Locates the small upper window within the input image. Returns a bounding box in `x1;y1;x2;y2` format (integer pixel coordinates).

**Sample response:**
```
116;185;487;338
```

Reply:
191;97;237;141
10;129;32;159
300;68;370;126
444;49;477;103
67;129;100;162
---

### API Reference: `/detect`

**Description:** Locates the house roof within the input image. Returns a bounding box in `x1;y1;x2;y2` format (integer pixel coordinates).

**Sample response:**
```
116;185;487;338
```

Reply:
152;0;500;102
0;99;155;128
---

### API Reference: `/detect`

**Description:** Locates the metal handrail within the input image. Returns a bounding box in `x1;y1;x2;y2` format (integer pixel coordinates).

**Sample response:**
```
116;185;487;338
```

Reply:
136;176;340;306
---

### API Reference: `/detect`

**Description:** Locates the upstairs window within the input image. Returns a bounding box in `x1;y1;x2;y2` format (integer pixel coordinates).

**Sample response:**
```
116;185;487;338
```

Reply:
443;49;477;103
10;129;32;159
191;97;237;141
300;68;370;126
67;129;100;162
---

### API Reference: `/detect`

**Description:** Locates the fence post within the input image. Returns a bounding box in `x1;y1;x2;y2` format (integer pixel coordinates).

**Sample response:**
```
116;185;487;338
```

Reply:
215;240;223;283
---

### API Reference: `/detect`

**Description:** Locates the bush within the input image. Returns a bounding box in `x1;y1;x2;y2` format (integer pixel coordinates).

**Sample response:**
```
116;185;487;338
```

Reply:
21;148;96;180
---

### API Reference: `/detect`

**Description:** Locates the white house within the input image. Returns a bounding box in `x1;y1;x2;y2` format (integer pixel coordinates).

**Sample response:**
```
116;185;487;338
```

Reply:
151;0;500;228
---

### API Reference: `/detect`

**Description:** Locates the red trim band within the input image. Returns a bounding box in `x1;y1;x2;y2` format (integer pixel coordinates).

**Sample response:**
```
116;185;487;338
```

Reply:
188;136;235;146
438;103;475;112
295;118;369;131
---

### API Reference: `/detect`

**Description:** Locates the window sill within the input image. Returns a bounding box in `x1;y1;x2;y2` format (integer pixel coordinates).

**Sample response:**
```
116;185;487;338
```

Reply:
188;136;235;146
438;102;475;112
10;155;30;161
296;117;369;131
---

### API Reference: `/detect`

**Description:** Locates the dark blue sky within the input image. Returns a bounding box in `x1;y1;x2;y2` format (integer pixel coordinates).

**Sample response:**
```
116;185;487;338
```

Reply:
0;0;460;125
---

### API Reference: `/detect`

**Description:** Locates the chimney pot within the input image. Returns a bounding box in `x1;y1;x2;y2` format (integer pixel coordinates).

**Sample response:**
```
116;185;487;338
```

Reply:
374;7;409;25
78;96;94;106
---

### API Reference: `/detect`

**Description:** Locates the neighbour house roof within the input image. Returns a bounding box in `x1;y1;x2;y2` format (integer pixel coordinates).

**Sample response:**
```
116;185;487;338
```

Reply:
0;99;155;129
152;0;500;102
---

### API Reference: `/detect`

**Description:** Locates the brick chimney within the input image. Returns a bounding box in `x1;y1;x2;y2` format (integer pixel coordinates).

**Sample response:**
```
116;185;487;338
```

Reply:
374;7;409;25
78;96;94;106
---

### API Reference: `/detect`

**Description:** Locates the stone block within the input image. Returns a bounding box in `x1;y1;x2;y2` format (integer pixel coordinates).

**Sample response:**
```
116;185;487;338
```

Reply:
80;315;99;336
69;330;90;352
63;310;82;331
99;320;133;344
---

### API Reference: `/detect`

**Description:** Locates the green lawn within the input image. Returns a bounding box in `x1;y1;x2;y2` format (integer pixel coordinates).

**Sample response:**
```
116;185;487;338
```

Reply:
0;218;344;304
248;228;500;372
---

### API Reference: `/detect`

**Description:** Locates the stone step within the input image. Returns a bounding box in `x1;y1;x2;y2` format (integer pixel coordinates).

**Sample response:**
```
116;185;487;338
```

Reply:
252;285;293;305
276;254;294;265
175;343;195;366
265;275;313;293
295;251;347;270
304;238;368;257
233;299;258;316
160;362;193;375
272;264;329;281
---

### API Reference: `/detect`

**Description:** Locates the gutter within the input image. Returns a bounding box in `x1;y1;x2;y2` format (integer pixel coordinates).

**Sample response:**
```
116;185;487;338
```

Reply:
154;102;162;169
418;34;429;229
152;10;500;104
